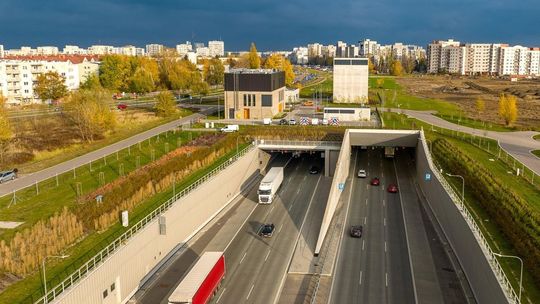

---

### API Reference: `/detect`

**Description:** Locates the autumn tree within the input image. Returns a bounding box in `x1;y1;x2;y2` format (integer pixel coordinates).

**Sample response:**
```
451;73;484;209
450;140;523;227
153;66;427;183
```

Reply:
401;54;415;74
154;91;177;117
0;94;12;163
80;74;102;90
376;78;385;89
475;97;485;114
248;43;261;69
99;55;131;92
63;88;117;142
368;58;376;74
34;71;68;102
128;57;159;94
263;53;295;87
203;58;225;86
390;61;404;76
498;94;518;126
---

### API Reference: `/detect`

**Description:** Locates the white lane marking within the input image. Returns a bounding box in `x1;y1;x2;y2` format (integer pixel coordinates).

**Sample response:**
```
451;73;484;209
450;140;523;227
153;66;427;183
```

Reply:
385;241;387;253
359;270;363;285
303;175;307;181
386;273;388;287
216;288;226;303
384;218;386;226
279;225;283;233
247;284;255;299
364;217;367;225
239;252;247;264
362;240;365;251
269;205;275;213
296;188;300;194
382;172;384;178
383;199;385;207
265;250;271;261
366;198;368;205
288;205;292;211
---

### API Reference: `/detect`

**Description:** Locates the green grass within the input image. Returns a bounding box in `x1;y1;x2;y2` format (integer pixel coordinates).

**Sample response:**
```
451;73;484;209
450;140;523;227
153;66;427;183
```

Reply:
300;78;332;98
381;111;540;303
534;134;540;141
15;108;194;174
0;131;202;243
3;142;250;304
532;150;540;158
435;114;517;132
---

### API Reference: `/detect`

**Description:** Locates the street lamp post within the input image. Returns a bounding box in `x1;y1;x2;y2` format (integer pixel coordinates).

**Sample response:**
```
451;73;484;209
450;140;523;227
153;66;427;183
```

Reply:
445;173;465;205
42;255;69;303
493;253;523;303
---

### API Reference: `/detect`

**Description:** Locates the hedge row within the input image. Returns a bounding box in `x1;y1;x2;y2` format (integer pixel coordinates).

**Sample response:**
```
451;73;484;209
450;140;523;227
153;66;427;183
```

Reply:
242;126;346;141
432;138;540;286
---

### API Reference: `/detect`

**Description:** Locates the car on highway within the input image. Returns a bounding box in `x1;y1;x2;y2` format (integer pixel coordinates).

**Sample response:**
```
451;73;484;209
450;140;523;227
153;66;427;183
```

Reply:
259;223;275;237
350;225;363;238
288;118;297;125
357;169;367;178
370;177;380;186
117;103;127;110
279;119;288;125
302;100;314;106
0;169;17;183
387;184;399;193
309;166;320;174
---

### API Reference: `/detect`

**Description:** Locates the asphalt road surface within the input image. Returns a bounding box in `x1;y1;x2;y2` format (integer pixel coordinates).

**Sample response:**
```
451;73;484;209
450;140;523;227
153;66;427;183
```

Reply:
329;148;415;304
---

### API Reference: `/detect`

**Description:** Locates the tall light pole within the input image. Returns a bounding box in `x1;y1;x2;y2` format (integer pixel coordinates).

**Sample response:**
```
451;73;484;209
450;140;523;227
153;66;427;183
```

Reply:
42;255;69;303
493;253;523;303
445;173;465;205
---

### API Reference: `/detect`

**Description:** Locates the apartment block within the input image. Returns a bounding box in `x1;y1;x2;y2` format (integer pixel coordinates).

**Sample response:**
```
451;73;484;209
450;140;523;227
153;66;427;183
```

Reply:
145;44;164;57
223;69;285;120
0;45;4;58
208;41;224;57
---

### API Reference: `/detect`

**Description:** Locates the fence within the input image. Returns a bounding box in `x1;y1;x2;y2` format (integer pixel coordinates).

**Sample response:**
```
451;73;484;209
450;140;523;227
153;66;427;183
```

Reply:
30;143;254;304
255;139;342;149
420;131;519;304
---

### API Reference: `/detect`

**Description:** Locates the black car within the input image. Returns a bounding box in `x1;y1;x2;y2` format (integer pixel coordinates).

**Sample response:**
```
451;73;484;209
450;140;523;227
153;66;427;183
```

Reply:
350;225;363;238
279;119;288;125
309;166;320;174
259;223;275;237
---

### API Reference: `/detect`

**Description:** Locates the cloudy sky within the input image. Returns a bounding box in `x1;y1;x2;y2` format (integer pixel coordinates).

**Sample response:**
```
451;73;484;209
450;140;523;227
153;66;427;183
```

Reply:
0;0;538;50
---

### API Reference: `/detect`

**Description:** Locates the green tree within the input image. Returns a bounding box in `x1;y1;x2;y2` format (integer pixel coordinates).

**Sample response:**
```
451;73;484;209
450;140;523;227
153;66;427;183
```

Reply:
129;67;156;93
248;43;261;69
498;94;518;126
99;55;131;92
0;94;12;163
34;71;68;102
80;74;102;90
63;88;117;142
154;91;177;117
390;61;404;76
203;58;225;86
159;58;197;92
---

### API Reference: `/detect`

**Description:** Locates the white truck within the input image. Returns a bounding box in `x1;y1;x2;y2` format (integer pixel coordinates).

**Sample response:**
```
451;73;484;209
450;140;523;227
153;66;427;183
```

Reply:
258;167;284;204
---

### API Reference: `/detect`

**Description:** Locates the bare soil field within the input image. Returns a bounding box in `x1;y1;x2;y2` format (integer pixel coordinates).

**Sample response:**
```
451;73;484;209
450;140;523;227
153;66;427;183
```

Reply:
397;75;540;129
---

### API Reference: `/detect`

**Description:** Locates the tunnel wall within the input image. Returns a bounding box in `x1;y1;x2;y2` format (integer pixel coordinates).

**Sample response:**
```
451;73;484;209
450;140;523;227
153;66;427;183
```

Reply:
415;133;509;304
52;147;264;304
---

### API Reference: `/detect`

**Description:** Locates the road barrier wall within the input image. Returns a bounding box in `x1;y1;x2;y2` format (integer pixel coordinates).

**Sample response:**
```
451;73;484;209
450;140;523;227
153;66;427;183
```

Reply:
415;132;515;304
47;146;263;304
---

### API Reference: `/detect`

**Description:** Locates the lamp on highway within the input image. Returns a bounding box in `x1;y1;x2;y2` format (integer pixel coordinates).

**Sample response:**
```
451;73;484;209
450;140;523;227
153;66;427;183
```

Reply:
493;252;523;303
42;254;69;303
445;173;465;205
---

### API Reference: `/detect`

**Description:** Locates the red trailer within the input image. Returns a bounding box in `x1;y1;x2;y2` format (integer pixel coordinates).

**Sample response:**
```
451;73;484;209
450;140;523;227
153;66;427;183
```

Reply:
168;252;225;304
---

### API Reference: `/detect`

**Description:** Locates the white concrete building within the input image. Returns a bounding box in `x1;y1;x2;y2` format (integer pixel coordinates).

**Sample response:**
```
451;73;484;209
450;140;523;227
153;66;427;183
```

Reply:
290;47;308;64
0;45;4;58
208;41;224;57
186;52;197;65
37;46;59;55
285;88;299;104
427;39;461;73
332;57;369;103
308;43;323;58
88;45;114;55
63;45;88;55
323;107;371;121
176;42;193;56
196;47;210;57
360;39;380;56
145;44;164;57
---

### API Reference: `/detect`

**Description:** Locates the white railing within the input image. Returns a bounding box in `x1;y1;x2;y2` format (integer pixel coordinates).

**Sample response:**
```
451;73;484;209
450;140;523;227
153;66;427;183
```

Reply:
420;131;519;304
34;144;254;304
255;139;342;148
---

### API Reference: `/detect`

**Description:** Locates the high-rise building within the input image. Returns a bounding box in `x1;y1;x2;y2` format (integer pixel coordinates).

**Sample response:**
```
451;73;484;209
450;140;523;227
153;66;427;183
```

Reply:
0;45;4;58
332;58;369;103
176;42;192;56
196;47;210;57
194;42;205;50
88;45;114;55
360;39;380;56
63;45;87;55
208;40;225;57
36;46;59;55
145;44;164;57
308;43;323;58
427;39;461;73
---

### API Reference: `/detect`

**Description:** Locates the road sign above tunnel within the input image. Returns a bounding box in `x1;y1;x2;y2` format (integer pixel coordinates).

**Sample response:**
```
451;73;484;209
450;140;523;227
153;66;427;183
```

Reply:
425;173;432;181
338;183;345;191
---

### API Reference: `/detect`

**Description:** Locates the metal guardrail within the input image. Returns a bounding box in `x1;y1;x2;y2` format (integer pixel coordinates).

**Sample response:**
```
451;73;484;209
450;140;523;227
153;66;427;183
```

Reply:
255;139;342;148
34;144;254;304
420;131;519;304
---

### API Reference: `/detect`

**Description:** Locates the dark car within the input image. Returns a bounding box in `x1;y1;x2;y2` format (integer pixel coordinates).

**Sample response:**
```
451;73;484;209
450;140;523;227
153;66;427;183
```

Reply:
259;223;275;237
387;184;398;193
309;166;320;174
350;225;363;238
117;103;127;110
279;119;288;125
370;177;380;186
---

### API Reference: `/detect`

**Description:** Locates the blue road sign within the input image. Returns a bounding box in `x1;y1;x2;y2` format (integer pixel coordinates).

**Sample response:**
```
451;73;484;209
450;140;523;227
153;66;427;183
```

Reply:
338;183;345;191
425;173;432;181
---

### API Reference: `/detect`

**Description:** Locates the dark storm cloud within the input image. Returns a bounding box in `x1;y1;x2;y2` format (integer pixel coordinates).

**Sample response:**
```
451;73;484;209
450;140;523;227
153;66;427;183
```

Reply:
0;0;538;50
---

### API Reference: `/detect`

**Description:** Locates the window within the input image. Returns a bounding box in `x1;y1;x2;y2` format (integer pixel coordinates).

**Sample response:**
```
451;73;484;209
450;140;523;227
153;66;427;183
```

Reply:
262;95;272;107
243;94;248;107
111;283;115;292
103;290;108;298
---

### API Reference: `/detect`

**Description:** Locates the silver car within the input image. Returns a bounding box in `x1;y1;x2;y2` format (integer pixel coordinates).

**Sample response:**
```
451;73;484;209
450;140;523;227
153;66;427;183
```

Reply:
0;170;17;183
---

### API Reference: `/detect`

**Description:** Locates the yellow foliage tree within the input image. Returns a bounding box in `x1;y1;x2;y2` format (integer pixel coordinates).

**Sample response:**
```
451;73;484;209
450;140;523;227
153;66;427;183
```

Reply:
0;94;12;163
498;94;518;126
390;61;404;76
248;43;261;69
475;97;485;114
376;78;385;89
263;53;295;87
368;58;376;74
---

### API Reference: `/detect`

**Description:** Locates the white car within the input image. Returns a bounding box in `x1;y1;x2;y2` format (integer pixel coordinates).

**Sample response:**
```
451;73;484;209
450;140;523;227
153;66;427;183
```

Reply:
357;169;367;178
322;118;329;125
288;119;297;125
220;125;239;133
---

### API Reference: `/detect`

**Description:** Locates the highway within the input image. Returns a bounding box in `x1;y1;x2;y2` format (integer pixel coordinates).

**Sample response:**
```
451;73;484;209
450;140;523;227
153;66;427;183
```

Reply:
329;148;415;304
132;153;332;304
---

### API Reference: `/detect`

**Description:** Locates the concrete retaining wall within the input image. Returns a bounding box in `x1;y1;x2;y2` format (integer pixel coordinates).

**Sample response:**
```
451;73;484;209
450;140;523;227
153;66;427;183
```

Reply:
415;135;508;303
53;147;263;304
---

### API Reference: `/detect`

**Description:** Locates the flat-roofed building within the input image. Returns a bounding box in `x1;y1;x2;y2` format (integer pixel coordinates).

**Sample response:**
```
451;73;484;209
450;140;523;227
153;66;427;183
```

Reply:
332;57;369;103
224;69;285;120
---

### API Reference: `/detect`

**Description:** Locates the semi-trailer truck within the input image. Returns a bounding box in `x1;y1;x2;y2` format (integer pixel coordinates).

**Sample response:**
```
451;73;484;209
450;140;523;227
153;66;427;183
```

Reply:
258;167;284;204
168;252;225;304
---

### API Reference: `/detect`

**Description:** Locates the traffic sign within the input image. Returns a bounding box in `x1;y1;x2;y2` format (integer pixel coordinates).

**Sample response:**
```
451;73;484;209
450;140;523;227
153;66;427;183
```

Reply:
338;183;345;191
425;173;431;181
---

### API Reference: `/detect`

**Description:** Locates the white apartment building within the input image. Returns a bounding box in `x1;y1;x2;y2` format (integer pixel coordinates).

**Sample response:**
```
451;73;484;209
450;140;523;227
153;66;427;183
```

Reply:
427;39;461;73
308;43;323;58
196;47;210;57
0;45;4;58
118;45;145;56
37;46;59;55
145;44;164;57
176;42;193;56
290;47;308;64
208;40;224;57
88;45;114;55
360;39;380;56
333;58;369;103
63;45;88;55
323;45;336;57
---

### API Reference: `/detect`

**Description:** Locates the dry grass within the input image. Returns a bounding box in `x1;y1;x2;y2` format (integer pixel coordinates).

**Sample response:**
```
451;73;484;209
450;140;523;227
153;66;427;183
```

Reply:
397;75;540;130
